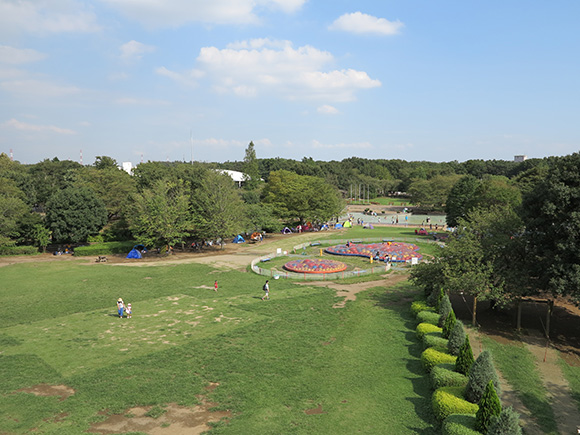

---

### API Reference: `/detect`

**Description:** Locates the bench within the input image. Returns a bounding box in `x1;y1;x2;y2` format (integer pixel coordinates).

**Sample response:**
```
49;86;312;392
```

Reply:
260;257;272;262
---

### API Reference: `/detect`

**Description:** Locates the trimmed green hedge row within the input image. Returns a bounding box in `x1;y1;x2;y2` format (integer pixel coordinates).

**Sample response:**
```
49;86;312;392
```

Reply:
431;364;468;390
442;414;480;435
432;386;479;421
422;347;457;373
0;245;39;256
74;241;137;257
423;334;449;350
417;310;440;325
416;322;442;340
411;300;435;316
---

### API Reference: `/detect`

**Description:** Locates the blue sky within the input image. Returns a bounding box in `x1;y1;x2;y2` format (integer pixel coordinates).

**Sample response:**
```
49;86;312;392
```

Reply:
1;1;579;165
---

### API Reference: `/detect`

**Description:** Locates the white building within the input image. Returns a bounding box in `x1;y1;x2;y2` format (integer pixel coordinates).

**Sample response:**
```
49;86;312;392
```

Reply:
514;155;527;162
121;162;133;174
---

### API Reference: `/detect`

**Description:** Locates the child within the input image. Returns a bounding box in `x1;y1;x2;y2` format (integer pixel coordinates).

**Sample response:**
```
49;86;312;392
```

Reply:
117;298;124;318
126;303;132;318
261;280;270;300
214;280;218;292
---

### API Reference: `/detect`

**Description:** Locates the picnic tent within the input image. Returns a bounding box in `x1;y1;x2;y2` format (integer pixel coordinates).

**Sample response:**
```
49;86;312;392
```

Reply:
282;227;292;234
233;234;245;243
334;223;343;229
343;220;352;228
126;248;142;259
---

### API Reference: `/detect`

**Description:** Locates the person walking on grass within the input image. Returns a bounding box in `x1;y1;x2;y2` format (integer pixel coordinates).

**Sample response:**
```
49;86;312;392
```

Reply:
214;280;218;292
261;280;270;300
117;298;124;318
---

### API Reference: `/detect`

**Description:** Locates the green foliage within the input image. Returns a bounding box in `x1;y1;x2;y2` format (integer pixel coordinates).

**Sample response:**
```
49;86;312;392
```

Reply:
475;380;502;432
423;334;449;350
445;175;479;227
431;364;468;390
465;350;500;403
0;245;38;256
73;241;137;256
442;310;457;339
417;310;440;325
245;203;283;233
421;347;457;373
432;386;479;421
438;295;452;326
408;174;461;211
447;320;466;356
31;224;51;252
410;299;434;317
242;141;260;190
410;259;446;298
416;322;442;339
487;406;522;435
45;186;108;243
455;336;475;376
442;414;479;435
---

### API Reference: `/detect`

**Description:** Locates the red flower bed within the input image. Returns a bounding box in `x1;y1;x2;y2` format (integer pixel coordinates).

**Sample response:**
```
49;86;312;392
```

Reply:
284;258;348;274
325;242;422;262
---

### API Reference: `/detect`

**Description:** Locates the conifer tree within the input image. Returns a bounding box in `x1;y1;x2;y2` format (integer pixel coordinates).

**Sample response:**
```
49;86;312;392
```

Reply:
487;406;522;435
442;310;457;339
455;336;475;375
465;350;500;403
448;320;466;356
475;380;502;433
438;295;452;326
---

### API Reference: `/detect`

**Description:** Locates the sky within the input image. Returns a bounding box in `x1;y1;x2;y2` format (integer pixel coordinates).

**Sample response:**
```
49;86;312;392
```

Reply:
1;1;579;166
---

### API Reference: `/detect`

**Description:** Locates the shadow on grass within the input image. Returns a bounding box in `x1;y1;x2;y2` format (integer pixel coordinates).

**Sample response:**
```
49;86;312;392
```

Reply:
519;391;559;434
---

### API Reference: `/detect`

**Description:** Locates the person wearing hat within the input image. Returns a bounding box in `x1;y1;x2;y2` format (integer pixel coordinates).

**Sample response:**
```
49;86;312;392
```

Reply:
117;298;124;318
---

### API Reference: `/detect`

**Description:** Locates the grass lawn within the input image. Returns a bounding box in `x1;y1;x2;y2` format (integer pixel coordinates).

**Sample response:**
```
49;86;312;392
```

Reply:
0;259;436;434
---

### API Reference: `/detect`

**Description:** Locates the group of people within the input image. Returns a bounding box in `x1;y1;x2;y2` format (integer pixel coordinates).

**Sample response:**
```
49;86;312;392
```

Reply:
116;298;132;318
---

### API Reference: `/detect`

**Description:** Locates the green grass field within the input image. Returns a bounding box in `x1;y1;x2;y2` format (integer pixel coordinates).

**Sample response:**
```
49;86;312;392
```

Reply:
0;255;437;434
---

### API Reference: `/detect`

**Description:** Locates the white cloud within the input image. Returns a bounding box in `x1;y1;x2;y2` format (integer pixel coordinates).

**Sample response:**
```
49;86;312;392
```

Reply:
0;0;100;36
119;40;155;62
329;12;404;35
0;79;80;97
317;105;339;115
98;0;307;27
1;118;76;135
311;139;373;150
0;45;47;64
114;97;170;106
182;39;380;102
155;66;204;88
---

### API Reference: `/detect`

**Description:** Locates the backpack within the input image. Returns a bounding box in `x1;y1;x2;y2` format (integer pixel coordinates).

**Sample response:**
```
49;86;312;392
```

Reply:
263;284;268;291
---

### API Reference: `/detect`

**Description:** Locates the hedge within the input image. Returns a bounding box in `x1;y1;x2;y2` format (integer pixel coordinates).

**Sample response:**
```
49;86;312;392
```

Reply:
0;245;39;256
411;300;435;317
421;347;457;373
416;322;443;340
431;364;468;390
417;310;440;325
74;241;137;257
442;414;480;435
432;386;479;421
423;334;449;350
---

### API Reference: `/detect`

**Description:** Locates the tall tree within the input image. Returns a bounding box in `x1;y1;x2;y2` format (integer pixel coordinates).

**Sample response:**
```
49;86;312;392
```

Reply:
242;141;260;190
445;175;479;227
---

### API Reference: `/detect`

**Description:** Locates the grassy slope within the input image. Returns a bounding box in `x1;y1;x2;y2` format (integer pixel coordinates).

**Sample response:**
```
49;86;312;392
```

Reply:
0;259;436;434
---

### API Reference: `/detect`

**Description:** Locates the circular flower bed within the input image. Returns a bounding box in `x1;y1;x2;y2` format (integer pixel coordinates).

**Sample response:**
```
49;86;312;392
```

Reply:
325;242;422;262
284;258;348;274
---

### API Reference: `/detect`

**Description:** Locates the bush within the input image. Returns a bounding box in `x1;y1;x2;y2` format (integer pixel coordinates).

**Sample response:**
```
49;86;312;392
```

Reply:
73;241;137;257
465;350;500;403
427;287;443;308
432;386;479;421
442;310;457;339
447;321;466;356
422;347;457;373
416;322;443;339
0;245;39;256
417;310;440;325
455;336;475;376
442;414;479;435
431;364;468;390
475;380;502;432
487;406;522;435
423;334;449;350
439;295;453;326
411;300;435;317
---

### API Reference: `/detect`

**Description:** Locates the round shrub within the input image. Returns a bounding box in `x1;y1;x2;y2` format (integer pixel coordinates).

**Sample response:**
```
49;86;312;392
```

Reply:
442;414;479;435
439;295;453;326
416;322;443;340
417;310;440;325
431;364;468;390
421;347;457;373
411;300;434;317
465;350;500;403
423;334;449;350
487;406;522;435
432;386;479;421
447;320;466;356
475;380;502;433
455;336;475;376
442;310;457;339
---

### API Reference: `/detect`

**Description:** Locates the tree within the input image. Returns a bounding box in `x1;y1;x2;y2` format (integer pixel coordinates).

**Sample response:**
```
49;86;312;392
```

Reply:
262;170;343;224
127;179;193;248
475;380;502;433
0;195;28;246
465;350;500;403
407;174;461;211
410;257;446;298
245;203;283;233
487;406;522;435
445;175;479;227
45;186;107;243
93;156;119;170
242;141;260;190
455;336;475;376
32;224;51;253
192;170;246;247
447;320;466;356
442;310;456;339
28;158;82;207
438;295;452;327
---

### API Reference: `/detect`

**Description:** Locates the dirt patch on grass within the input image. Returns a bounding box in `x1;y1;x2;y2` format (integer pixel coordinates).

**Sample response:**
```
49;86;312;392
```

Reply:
304;404;326;415
89;383;230;435
16;384;75;401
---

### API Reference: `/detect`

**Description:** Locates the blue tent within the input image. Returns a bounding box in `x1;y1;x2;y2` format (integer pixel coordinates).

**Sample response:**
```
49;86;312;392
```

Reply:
126;248;142;259
233;234;245;243
334;223;343;229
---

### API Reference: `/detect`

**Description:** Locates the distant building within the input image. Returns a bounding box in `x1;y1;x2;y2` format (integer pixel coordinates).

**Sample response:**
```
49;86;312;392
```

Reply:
219;169;246;188
121;162;133;174
514;155;527;162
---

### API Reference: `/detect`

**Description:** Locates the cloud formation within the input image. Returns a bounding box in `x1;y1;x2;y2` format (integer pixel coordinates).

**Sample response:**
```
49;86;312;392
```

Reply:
0;46;47;64
2;118;76;135
119;40;155;62
329;12;404;35
317;105;339;114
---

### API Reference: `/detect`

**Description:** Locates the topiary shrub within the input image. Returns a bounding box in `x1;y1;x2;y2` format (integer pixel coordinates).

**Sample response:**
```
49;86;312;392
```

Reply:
487;406;522;435
465;350;500;403
442;310;457;339
432;386;479;421
421;347;457;373
427;287;444;308
475;380;502;432
416;322;443;340
411;300;434;317
423;334;449;350
455;336;475;376
439;295;453;326
442;414;480;435
431;363;469;390
417;310;440;325
447;320;466;356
